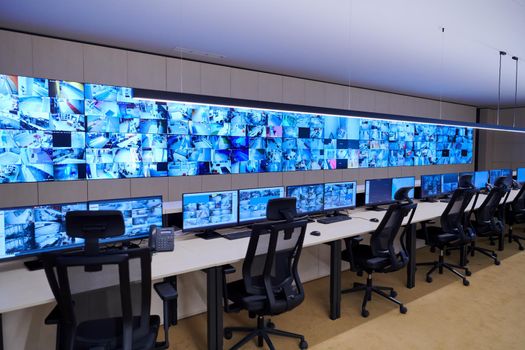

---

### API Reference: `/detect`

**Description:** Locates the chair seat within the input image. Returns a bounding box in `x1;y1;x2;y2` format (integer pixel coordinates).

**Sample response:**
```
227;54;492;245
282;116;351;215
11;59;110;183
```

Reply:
420;226;464;248
342;245;390;271
75;315;160;350
226;279;303;315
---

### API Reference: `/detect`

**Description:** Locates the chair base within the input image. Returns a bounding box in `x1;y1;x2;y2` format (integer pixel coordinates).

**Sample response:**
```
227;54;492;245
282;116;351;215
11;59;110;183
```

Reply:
508;226;525;250
417;249;471;286
341;274;407;318
224;316;307;350
467;244;500;265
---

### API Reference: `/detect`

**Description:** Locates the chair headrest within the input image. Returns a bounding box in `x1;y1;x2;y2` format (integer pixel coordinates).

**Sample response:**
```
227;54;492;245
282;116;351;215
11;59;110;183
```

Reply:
267;198;297;222
66;210;125;239
394;186;413;203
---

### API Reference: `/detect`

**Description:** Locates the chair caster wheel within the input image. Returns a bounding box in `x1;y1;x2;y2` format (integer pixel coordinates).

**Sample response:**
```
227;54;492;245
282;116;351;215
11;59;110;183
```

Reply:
267;321;275;329
426;276;433;283
463;279;470;286
495;260;501;266
400;305;408;314
224;329;233;340
390;290;397;298
465;270;472;276
299;340;308;349
519;246;524;251
361;309;369;318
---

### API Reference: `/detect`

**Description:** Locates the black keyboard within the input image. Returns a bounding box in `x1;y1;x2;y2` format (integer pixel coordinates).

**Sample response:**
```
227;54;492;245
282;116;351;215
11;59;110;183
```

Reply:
223;230;252;240
317;216;352;224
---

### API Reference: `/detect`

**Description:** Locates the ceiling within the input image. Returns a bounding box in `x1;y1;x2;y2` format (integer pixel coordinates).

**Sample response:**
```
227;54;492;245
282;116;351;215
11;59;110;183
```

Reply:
0;0;524;108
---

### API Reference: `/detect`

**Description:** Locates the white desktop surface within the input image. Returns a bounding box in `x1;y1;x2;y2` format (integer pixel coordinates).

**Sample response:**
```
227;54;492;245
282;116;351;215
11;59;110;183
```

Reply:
0;190;518;314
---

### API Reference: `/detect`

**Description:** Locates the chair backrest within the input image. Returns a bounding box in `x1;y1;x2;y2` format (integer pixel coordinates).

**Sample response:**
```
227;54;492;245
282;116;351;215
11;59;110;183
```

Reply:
44;247;152;350
475;180;508;224
511;185;525;212
440;187;476;234
242;218;308;315
369;201;417;271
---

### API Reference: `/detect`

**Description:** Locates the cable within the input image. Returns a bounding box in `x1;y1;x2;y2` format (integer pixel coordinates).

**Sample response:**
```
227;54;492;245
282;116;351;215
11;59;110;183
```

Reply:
512;56;519;127
497;51;507;125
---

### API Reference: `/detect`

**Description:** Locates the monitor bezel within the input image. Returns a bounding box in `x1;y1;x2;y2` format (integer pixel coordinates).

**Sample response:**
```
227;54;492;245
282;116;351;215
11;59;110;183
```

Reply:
323;180;357;211
181;190;239;232
364;177;395;207
88;195;164;242
286;183;325;216
238;186;285;225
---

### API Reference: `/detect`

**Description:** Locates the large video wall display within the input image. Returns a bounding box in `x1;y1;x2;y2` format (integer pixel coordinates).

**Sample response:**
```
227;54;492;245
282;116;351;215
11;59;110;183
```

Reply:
0;73;474;183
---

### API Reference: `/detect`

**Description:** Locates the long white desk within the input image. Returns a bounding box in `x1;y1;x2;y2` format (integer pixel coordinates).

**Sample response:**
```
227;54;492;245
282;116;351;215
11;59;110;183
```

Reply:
0;189;518;350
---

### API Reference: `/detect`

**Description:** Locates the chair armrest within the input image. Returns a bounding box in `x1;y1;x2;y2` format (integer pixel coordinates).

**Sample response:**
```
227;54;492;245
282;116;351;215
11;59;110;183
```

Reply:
154;281;178;302
223;264;236;275
45;305;61;325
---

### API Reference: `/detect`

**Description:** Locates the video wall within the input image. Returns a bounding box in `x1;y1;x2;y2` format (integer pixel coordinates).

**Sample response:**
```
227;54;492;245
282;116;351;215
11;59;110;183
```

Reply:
0;73;474;183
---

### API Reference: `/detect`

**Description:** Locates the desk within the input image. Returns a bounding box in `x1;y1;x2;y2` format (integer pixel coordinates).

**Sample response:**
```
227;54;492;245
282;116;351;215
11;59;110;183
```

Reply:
0;189;518;350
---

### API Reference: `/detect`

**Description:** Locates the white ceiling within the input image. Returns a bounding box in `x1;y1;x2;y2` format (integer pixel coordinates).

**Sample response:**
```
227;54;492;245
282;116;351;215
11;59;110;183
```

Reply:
1;0;524;107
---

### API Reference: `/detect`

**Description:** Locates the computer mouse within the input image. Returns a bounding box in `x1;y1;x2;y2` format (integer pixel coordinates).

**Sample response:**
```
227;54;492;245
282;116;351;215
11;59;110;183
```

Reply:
370;218;379;223
310;230;321;236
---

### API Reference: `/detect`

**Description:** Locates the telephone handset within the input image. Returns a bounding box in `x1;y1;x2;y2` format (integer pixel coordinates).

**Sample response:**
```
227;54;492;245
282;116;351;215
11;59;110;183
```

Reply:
149;225;175;252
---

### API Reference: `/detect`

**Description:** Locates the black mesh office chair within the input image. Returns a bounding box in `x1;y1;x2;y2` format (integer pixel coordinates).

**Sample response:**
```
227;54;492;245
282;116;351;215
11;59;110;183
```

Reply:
341;187;417;318
416;186;477;286
507;184;525;250
222;198;309;350
468;177;510;265
43;211;177;350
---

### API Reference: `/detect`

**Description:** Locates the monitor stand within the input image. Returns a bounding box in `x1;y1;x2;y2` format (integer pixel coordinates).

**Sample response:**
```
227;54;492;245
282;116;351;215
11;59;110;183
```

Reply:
420;197;439;203
195;230;222;240
366;205;387;211
325;210;349;217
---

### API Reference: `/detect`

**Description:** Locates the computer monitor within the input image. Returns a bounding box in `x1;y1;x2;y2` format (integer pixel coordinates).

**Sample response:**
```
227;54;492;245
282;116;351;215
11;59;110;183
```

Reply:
518;168;525;184
286;184;324;215
324;181;357;211
89;196;163;240
441;173;459;194
0;202;87;262
474;171;489;189
392;177;415;200
365;178;393;208
238;186;285;224
489;168;512;185
420;174;442;200
182;190;238;232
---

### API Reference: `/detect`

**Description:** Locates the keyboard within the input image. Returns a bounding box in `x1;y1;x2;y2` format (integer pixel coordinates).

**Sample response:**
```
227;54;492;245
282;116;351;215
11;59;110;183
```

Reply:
317;216;352;224
223;230;252;240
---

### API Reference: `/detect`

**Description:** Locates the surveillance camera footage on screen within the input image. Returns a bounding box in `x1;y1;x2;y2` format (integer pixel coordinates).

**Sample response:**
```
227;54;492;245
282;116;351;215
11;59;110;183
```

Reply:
0;73;474;184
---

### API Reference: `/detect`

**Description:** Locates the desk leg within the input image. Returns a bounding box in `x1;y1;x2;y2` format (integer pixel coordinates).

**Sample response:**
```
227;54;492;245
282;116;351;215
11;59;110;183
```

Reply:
205;267;223;350
329;240;342;320
163;276;178;325
406;224;416;288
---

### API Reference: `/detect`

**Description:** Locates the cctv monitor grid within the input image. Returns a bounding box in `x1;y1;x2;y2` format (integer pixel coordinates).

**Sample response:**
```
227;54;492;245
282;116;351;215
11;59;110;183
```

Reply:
1;73;474;184
0;196;163;262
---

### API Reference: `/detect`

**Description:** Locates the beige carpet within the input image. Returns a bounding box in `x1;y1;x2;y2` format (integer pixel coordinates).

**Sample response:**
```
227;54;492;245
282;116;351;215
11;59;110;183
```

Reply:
313;251;525;350
168;240;525;349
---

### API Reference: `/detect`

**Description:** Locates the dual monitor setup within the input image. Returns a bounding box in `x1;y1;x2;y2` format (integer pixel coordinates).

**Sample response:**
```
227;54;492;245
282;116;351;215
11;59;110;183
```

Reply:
0;196;163;263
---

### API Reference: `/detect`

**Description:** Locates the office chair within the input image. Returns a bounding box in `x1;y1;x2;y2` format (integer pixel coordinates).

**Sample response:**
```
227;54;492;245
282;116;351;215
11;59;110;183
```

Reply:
342;187;417;318
43;210;177;350
416;186;477;286
507;184;525;250
222;198;309;350
467;177;510;265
